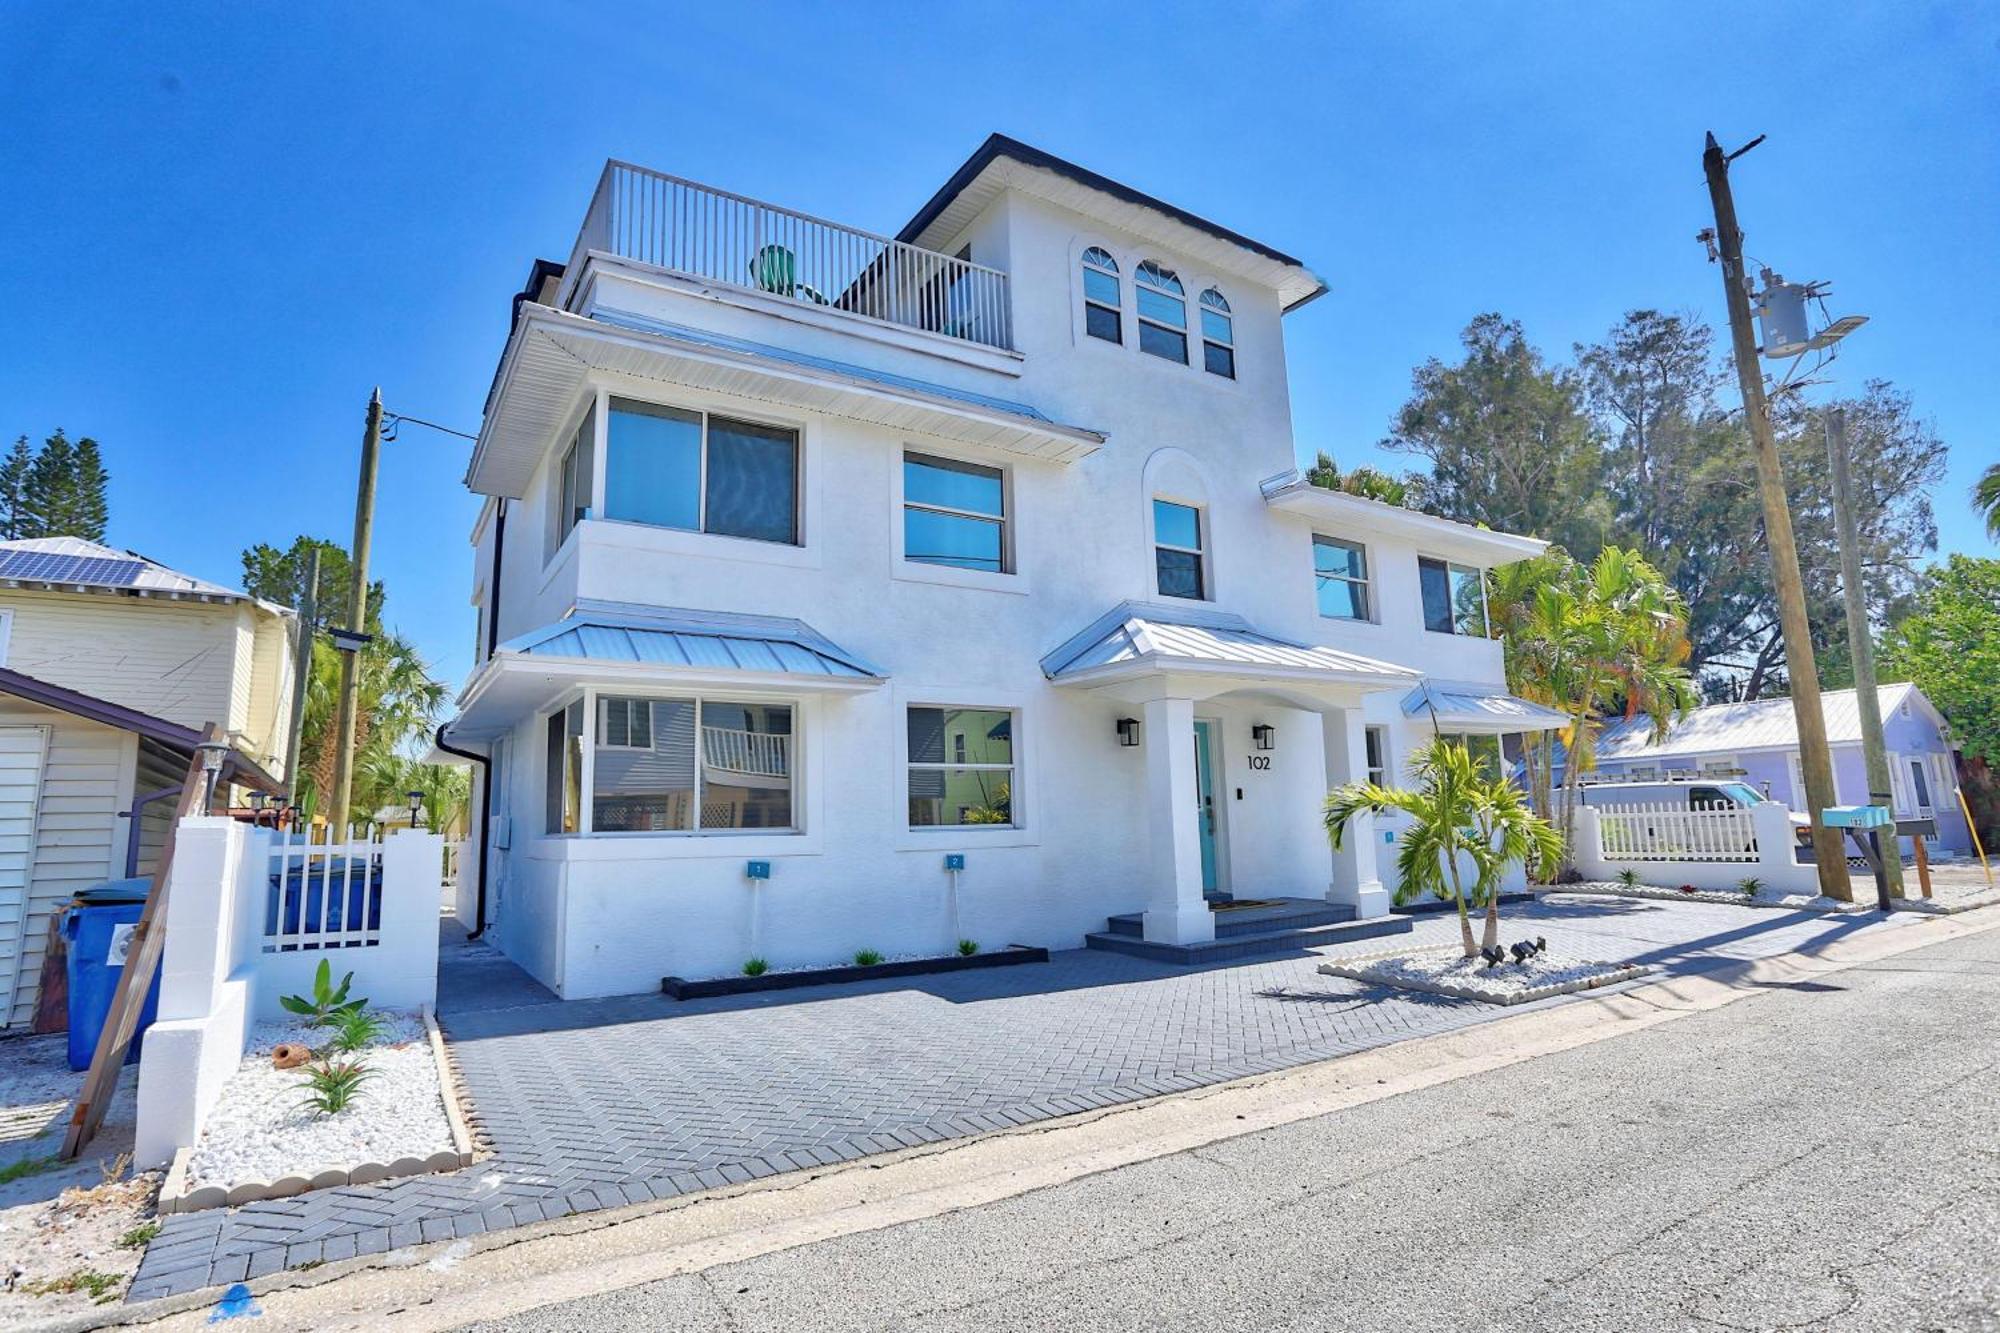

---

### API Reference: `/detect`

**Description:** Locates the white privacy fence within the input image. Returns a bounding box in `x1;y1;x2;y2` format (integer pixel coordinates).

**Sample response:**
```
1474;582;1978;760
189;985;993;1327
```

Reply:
1595;803;1760;863
563;160;1016;351
134;818;445;1168
1572;802;1817;895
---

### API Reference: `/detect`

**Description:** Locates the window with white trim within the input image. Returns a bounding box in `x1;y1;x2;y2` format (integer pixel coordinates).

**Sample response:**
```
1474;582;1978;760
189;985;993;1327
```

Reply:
1153;499;1206;600
1419;556;1489;635
1081;247;1122;344
597;697;654;750
588;695;794;833
1199;287;1234;378
550;404;596;555
908;706;1015;827
1364;725;1389;786
1135;261;1188;363
605;397;799;545
1313;535;1370;620
902;452;1008;573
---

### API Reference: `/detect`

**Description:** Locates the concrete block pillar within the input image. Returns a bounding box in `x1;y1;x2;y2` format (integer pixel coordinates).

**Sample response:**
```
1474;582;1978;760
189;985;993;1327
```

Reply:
1142;695;1214;945
1322;707;1390;919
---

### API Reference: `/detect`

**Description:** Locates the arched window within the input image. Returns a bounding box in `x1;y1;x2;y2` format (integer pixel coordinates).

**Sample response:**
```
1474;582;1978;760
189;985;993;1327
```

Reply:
1199;288;1235;379
1135;261;1187;363
1081;247;1121;344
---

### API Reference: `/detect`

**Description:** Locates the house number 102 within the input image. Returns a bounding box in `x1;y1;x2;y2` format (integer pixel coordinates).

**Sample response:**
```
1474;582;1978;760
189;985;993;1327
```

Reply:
1246;755;1272;771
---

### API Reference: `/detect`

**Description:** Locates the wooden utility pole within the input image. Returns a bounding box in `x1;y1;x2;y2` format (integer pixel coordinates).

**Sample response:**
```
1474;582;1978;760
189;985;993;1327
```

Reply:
281;546;319;806
329;389;383;835
1702;132;1852;900
1826;407;1903;897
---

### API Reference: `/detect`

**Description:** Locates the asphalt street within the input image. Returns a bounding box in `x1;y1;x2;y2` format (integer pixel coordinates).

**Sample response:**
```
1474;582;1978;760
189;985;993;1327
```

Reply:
461;925;2000;1332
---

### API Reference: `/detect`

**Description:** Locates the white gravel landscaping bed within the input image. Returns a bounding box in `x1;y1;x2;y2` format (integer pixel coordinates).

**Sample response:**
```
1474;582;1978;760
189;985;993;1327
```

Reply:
185;1012;455;1195
1548;882;1871;913
1319;944;1649;1005
1889;884;2000;915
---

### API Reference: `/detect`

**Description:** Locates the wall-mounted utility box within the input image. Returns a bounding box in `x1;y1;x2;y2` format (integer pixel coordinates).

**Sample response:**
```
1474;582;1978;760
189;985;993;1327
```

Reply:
746;860;772;880
943;854;966;871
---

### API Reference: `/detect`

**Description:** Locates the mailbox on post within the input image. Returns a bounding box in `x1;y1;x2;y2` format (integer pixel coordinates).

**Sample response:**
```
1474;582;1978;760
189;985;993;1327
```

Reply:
1820;806;1892;911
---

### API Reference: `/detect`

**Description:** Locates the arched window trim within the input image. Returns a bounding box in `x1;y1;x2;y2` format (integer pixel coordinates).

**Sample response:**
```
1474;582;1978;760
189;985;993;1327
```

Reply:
1134;260;1189;364
1198;286;1235;379
1080;246;1122;345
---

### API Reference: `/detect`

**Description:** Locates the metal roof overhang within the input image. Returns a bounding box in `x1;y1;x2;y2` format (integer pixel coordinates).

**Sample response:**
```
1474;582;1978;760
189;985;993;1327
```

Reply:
1260;471;1548;567
465;307;1105;498
1402;680;1569;734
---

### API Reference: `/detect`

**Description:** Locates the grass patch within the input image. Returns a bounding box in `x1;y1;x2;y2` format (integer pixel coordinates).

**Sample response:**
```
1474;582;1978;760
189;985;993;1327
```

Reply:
22;1269;122;1301
0;1154;58;1185
116;1221;161;1249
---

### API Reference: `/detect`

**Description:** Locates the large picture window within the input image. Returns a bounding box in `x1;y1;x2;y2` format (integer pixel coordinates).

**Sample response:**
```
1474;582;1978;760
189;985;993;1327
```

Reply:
1313;535;1370;620
1135;261;1188;364
548;694;794;835
908;706;1015;827
1418;556;1488;636
1154;499;1206;600
903;452;1008;573
604;398;799;545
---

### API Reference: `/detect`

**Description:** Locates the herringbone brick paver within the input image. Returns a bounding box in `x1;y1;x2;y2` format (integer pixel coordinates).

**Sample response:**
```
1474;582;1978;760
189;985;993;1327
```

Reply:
132;896;1896;1299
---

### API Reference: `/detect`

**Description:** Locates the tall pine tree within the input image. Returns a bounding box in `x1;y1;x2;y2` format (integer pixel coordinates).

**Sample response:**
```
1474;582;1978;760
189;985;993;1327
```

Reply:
0;437;32;539
9;428;112;541
20;429;77;537
70;437;110;541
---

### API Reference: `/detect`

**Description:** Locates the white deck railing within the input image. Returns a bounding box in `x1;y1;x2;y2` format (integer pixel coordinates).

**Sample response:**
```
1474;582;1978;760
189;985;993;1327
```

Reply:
701;725;789;778
1595;803;1761;864
563;160;1015;352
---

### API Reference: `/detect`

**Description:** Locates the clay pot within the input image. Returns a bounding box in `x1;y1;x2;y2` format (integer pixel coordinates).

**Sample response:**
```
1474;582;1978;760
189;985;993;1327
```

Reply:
271;1043;311;1070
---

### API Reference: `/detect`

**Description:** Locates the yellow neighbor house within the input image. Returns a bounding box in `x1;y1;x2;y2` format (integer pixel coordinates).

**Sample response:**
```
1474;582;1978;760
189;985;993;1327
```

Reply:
0;536;295;1030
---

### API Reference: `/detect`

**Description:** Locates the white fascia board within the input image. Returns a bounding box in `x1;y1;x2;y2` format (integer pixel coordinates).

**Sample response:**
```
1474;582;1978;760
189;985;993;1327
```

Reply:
1048;654;1418;693
1260;471;1547;567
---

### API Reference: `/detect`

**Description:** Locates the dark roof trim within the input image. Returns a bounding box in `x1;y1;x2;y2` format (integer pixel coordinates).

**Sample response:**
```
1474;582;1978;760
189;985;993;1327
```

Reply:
898;133;1309;271
0;667;284;793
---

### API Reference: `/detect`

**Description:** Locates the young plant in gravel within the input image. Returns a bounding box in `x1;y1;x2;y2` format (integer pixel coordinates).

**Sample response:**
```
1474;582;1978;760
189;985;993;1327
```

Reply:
279;959;368;1027
957;939;980;956
853;948;883;967
298;1054;374;1116
1737;876;1764;899
325;1006;387;1055
1326;738;1564;958
742;957;769;976
1617;868;1642;888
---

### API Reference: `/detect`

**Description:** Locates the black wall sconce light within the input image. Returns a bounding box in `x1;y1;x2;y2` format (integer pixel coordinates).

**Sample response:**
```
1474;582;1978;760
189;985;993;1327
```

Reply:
1251;723;1275;751
1116;717;1141;747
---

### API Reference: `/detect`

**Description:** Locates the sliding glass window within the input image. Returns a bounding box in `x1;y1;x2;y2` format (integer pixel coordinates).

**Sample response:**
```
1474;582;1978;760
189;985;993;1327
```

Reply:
903;452;1007;573
604;398;798;545
585;695;794;834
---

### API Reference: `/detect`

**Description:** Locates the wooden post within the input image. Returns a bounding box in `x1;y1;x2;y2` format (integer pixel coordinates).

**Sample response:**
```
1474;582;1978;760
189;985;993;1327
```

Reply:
1912;832;1932;899
60;726;221;1160
1959;786;1993;886
1702;132;1852;900
330;389;383;835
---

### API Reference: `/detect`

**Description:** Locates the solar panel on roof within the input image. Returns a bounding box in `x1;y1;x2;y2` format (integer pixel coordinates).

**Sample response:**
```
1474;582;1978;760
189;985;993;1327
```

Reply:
0;549;149;587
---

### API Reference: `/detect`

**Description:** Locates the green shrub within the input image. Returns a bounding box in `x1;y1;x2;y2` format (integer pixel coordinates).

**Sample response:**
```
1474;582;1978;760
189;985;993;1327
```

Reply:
742;957;769;976
278;960;367;1027
1737;876;1764;897
1617;869;1642;888
298;1056;373;1116
957;939;980;956
853;948;883;967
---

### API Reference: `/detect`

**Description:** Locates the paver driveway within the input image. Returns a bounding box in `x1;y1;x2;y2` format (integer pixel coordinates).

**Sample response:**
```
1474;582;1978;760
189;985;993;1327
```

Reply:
130;895;1905;1300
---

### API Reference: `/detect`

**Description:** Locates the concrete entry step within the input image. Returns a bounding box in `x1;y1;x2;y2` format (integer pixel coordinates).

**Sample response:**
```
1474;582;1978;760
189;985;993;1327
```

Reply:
1085;913;1412;965
1102;897;1357;940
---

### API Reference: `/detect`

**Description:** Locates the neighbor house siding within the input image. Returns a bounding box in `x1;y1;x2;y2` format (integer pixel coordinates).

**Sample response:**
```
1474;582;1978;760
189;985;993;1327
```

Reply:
244;611;294;776
0;592;241;731
0;697;131;1029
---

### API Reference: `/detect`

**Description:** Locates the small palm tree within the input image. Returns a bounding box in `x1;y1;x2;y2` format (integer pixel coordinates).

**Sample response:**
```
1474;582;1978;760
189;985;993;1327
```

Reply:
1977;462;2000;542
1325;738;1564;958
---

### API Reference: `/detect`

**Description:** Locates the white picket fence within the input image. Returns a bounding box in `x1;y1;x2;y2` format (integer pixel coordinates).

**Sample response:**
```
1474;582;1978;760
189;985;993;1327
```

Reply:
1595;803;1760;864
265;827;384;952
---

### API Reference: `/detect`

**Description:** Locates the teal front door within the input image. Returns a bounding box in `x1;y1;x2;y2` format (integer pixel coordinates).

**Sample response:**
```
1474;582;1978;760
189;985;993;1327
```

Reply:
1193;721;1220;896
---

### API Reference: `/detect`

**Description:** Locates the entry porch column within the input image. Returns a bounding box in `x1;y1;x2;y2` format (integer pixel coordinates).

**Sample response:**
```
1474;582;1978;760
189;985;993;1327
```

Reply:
1322;705;1390;919
1141;695;1214;945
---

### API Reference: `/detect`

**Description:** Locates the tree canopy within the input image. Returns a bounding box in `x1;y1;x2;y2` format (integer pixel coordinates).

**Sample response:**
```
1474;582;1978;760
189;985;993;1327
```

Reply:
241;535;385;631
1879;556;2000;765
0;429;112;541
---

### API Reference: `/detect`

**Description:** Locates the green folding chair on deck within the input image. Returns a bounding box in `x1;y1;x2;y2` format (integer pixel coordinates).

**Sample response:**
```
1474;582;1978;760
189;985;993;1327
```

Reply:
750;245;827;304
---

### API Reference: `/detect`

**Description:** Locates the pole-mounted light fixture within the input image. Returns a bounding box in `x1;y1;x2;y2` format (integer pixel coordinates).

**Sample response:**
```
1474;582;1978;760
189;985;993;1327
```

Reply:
1252;723;1275;751
406;789;426;830
327;627;374;655
1116;717;1141;748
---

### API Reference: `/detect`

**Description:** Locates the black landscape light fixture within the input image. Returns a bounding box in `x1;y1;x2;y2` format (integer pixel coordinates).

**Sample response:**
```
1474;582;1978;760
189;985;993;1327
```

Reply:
407;789;426;830
1116;717;1141;747
1252;723;1275;751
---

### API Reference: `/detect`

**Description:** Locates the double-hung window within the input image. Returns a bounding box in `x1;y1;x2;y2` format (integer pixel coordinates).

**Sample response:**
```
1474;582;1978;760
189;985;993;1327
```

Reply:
1199;288;1235;378
1153;499;1206;600
1364;726;1389;787
903;452;1008;573
908;706;1015;827
551;405;596;554
1418;556;1488;635
1135;261;1188;364
584;695;794;834
1313;536;1370;620
605;398;799;545
1081;247;1122;344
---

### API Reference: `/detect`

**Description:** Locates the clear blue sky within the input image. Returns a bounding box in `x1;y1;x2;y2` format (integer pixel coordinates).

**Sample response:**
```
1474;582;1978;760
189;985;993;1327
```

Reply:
3;2;1993;693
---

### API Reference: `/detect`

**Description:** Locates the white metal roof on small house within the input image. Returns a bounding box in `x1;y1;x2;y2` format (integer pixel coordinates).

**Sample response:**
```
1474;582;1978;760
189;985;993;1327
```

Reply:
0;537;258;605
1402;680;1568;733
1259;472;1548;568
1595;683;1940;761
1042;601;1420;689
465;306;1105;499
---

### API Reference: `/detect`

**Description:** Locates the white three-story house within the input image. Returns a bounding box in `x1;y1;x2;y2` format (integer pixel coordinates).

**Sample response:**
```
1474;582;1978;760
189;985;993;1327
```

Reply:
443;135;1563;998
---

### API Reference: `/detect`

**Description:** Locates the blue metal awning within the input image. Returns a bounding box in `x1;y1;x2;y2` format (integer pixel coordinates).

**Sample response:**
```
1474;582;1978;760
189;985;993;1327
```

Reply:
1402;680;1567;732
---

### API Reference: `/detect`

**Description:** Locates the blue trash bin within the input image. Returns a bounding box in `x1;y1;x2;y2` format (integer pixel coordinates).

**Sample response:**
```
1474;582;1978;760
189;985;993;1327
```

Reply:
62;878;162;1072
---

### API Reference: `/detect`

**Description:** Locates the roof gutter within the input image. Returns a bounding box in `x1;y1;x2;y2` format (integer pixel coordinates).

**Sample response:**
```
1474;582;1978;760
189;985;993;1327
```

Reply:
433;724;493;940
